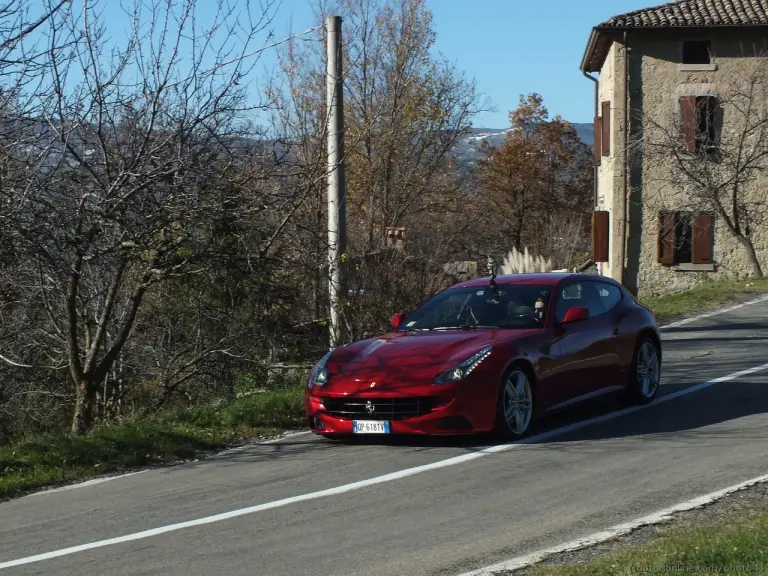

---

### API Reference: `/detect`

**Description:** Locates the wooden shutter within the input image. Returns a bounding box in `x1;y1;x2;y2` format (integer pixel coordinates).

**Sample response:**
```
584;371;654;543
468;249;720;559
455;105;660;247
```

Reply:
601;101;611;156
692;212;713;264
679;96;697;153
657;211;676;264
594;116;602;166
592;210;609;262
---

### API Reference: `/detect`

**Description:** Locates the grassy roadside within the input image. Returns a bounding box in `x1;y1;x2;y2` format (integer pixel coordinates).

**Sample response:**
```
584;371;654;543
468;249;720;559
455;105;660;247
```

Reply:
524;508;768;575
0;386;305;500
639;278;768;326
2;277;767;500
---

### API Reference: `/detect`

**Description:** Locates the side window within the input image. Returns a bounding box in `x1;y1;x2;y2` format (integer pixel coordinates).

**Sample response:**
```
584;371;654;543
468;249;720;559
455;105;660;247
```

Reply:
555;282;606;322
594;282;622;312
581;282;607;318
555;282;583;322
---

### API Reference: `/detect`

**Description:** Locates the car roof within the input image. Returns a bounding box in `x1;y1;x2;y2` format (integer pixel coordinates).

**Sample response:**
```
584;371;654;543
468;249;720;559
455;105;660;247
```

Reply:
451;272;619;289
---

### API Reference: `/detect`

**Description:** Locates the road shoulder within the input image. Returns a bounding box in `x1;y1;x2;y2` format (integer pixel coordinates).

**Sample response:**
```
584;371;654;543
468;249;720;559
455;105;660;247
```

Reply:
509;480;768;575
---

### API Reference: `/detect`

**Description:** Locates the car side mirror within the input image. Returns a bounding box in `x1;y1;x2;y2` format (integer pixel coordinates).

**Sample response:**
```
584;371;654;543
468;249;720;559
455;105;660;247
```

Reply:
561;306;589;324
390;312;406;330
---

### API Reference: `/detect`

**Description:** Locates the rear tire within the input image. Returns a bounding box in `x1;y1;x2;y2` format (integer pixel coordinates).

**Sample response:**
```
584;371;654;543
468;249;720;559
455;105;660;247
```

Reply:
621;335;661;406
494;364;536;440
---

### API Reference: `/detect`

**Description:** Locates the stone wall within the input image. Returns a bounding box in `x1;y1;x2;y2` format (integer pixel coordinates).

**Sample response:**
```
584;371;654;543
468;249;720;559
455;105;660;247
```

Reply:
596;41;626;283
620;30;768;296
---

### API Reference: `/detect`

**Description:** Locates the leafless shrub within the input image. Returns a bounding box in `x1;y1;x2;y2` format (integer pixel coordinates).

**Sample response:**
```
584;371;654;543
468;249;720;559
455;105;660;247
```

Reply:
0;0;317;434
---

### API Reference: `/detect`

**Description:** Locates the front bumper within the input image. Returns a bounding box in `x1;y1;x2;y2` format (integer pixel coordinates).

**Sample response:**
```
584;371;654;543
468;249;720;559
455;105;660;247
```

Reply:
304;387;494;435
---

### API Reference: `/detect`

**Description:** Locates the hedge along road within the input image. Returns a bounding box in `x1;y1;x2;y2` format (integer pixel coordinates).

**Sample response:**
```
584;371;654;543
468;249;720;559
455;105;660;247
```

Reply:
2;297;768;576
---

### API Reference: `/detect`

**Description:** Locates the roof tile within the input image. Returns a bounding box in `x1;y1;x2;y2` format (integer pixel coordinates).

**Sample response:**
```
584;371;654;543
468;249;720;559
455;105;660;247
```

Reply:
599;0;768;28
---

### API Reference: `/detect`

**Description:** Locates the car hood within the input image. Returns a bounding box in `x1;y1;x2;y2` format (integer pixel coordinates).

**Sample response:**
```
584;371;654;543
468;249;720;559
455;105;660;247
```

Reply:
323;329;537;393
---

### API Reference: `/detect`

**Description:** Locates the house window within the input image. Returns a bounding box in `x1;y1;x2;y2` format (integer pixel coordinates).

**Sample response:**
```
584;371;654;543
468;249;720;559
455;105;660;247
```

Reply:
682;40;711;64
696;96;717;150
658;211;713;266
679;95;718;154
675;213;693;263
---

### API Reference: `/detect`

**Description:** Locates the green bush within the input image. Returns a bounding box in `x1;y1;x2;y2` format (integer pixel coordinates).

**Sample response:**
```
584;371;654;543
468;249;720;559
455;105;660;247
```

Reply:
0;385;305;500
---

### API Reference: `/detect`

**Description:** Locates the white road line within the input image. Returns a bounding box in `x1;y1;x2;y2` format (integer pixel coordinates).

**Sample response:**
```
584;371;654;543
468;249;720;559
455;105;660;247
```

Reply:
26;471;148;497
2;360;768;571
658;293;768;330
20;294;764;499
457;471;768;576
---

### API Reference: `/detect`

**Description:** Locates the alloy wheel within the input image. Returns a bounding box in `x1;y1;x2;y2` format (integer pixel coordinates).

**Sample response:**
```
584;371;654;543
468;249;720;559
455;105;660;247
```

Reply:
637;341;660;398
503;370;533;435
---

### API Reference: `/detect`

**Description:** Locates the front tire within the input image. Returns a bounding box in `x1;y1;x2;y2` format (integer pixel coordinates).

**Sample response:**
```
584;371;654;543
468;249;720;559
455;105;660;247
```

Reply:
495;365;535;439
622;335;661;405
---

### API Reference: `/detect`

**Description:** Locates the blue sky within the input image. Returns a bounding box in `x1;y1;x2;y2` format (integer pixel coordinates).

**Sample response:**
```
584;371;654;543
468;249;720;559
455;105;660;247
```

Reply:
94;0;662;128
426;0;659;126
254;0;661;127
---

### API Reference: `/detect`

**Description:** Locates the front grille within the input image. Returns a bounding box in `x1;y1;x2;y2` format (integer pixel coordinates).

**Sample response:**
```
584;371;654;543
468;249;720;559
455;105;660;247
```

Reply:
320;396;441;421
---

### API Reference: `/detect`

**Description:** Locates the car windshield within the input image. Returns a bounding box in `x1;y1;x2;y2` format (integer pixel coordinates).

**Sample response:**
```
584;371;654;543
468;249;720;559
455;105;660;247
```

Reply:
398;284;552;331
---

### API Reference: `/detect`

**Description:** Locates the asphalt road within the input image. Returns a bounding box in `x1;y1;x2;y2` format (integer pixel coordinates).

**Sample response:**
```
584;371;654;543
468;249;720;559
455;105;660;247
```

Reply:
2;298;768;576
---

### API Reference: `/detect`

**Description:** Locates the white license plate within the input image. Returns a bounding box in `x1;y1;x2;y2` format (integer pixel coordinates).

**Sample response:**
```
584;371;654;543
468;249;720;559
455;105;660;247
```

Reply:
352;420;390;434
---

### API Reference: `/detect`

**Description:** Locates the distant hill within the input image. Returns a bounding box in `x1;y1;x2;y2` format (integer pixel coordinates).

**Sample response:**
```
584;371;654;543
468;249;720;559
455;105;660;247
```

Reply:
456;123;594;168
7;118;594;179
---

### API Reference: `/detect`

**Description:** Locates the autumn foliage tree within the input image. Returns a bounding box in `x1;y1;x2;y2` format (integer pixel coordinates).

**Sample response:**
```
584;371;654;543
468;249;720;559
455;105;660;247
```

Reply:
272;0;489;341
0;0;596;443
474;93;593;269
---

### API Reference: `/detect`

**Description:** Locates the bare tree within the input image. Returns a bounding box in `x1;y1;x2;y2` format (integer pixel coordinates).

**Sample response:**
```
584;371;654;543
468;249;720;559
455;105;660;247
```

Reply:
0;0;292;433
640;52;768;278
0;0;73;89
271;0;490;341
0;0;78;441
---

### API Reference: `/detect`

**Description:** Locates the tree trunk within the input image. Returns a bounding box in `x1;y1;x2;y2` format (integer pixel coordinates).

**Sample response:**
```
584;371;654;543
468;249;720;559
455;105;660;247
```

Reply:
512;207;525;252
0;388;8;445
738;235;764;278
150;383;174;413
71;376;99;434
366;183;376;252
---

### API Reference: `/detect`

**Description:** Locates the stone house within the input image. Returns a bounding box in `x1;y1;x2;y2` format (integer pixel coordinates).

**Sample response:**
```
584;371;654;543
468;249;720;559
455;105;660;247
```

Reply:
581;0;768;296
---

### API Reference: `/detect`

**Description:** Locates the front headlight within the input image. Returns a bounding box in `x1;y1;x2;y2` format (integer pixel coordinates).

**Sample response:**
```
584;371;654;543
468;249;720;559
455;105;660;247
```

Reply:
433;345;492;384
307;349;333;389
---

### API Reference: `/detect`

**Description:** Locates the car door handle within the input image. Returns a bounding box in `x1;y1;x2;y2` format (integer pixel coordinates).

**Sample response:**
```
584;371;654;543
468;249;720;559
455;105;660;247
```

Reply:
613;328;619;335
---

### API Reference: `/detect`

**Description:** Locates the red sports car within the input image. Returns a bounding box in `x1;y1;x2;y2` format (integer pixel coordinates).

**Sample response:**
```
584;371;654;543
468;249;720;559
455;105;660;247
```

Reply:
304;272;661;439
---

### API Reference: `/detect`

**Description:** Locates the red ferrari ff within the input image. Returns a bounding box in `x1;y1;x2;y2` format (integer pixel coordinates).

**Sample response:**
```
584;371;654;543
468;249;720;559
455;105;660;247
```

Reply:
304;272;661;439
